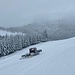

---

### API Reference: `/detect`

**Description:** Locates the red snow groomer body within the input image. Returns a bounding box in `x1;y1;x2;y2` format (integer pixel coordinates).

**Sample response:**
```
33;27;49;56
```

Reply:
20;47;42;59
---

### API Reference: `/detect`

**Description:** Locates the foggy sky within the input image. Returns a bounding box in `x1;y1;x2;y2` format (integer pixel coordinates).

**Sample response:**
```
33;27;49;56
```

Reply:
0;0;75;27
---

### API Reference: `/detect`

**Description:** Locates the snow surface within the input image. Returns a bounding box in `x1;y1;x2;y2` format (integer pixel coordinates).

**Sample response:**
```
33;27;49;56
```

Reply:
0;37;75;75
0;30;24;36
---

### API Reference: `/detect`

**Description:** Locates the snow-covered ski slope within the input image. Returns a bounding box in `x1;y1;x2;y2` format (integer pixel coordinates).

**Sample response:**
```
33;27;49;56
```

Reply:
0;37;75;75
0;30;24;36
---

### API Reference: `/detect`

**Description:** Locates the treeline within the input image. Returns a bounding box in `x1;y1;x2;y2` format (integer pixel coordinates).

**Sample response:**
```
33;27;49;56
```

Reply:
0;30;49;57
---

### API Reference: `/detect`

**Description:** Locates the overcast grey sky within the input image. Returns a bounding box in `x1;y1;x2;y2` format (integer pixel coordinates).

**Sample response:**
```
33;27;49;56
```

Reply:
0;0;75;27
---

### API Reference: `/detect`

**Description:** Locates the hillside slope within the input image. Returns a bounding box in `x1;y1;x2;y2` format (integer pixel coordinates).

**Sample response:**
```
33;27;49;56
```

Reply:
5;21;75;40
0;37;75;75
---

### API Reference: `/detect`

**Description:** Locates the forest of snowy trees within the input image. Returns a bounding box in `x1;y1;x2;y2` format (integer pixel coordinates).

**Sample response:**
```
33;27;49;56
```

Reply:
0;30;49;57
0;20;75;57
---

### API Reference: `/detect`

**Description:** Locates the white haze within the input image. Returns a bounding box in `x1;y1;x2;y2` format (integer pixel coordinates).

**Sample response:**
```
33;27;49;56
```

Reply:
0;30;24;36
0;0;75;27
